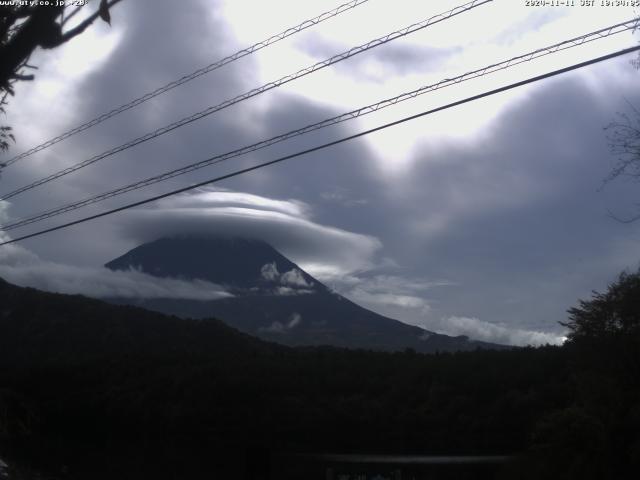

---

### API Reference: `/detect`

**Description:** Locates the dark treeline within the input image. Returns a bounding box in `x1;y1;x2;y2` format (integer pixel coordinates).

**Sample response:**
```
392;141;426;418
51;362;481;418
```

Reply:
0;273;638;479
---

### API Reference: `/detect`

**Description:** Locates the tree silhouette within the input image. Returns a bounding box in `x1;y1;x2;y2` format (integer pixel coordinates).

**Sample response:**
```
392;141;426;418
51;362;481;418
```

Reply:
0;0;123;154
602;42;640;222
602;103;640;222
561;269;640;340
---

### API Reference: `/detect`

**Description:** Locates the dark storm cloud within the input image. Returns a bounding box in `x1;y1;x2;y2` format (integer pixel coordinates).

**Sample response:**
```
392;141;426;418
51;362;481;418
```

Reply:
2;0;256;219
371;72;640;335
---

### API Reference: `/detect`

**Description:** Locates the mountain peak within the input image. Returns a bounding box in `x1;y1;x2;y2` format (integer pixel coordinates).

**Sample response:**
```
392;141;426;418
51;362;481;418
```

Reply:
106;235;314;291
105;236;505;353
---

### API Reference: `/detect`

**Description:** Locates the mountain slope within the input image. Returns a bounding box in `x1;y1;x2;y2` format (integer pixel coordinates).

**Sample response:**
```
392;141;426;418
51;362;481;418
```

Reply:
0;276;272;368
105;236;503;352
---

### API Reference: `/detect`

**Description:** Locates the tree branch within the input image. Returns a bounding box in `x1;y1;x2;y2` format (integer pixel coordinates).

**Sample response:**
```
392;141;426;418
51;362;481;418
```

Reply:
60;4;85;27
56;0;123;46
10;73;34;81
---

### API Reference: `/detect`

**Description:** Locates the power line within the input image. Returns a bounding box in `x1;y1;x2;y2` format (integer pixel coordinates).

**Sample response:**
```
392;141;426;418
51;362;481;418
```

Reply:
0;0;373;168
1;45;638;247
0;0;492;201
2;18;637;232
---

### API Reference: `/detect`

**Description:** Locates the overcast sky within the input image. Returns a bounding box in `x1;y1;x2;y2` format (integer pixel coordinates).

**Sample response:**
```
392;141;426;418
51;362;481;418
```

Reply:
1;0;640;345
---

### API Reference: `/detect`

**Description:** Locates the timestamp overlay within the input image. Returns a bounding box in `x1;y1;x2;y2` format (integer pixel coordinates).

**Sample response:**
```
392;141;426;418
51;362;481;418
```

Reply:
524;1;640;7
522;0;640;26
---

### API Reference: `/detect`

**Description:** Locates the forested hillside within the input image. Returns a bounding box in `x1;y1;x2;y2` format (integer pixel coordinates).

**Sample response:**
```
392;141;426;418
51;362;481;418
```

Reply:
0;274;638;479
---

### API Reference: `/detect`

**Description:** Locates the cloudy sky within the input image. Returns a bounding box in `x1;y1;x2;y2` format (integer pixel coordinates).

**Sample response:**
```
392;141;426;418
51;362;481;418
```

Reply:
1;0;640;345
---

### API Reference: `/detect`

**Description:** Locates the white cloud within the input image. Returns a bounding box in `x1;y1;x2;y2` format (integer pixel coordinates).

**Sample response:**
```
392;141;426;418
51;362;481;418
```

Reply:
288;312;302;328
260;262;314;295
319;271;566;346
174;188;309;217
348;288;428;310
259;312;302;333
424;316;566;347
274;286;314;296
260;262;280;281
333;274;451;311
353;275;454;294
0;201;10;224
280;268;312;288
119;189;382;278
320;188;368;207
260;321;287;334
0;232;230;301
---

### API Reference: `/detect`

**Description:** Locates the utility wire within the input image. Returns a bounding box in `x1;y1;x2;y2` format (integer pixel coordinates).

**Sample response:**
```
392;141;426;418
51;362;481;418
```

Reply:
0;0;492;201
1;45;638;247
1;18;637;232
0;0;373;168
